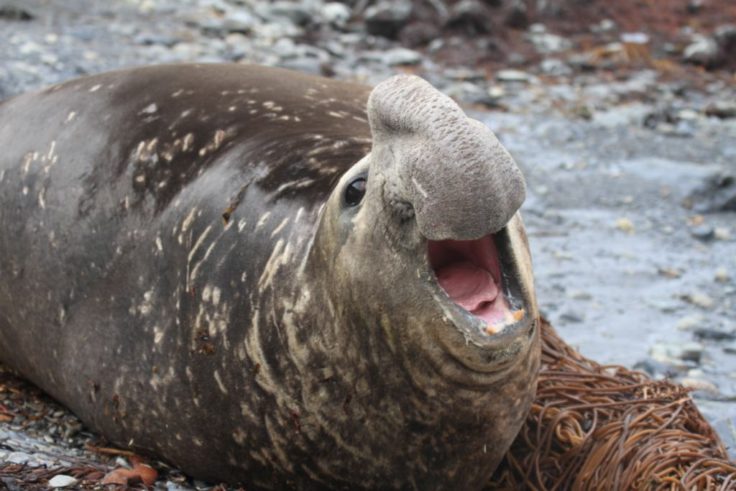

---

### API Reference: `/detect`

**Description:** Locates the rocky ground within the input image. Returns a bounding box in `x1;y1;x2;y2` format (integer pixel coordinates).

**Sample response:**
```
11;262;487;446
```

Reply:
0;0;735;488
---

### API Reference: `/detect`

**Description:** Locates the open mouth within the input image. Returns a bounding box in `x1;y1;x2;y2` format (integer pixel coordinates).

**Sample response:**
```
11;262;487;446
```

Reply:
428;230;525;335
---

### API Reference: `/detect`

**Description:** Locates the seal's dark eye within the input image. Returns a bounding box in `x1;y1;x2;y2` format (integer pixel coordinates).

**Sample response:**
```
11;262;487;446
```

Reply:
344;177;366;207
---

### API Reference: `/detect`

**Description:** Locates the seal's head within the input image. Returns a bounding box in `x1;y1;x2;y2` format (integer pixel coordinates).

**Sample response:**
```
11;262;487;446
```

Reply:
304;75;539;488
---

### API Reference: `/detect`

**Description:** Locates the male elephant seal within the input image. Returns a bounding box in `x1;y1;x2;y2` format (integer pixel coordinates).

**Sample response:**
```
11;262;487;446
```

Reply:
0;64;539;489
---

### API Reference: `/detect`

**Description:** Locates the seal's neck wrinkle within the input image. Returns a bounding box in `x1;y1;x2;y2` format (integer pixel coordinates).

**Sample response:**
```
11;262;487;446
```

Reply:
366;75;527;241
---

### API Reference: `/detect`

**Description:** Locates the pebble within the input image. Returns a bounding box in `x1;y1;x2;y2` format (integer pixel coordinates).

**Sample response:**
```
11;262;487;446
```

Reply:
48;475;79;488
0;5;34;21
263;1;314;27
714;24;736;49
567;290;592;300
7;451;30;464
714;227;731;241
446;0;493;33
495;69;530;83
615;217;635;234
487;85;505;100
693;326;736;341
527;24;572;54
321;3;351;28
715;267;730;283
373;47;422;66
633;358;677;378
558;311;584;323
676;315;703;331
445;82;498;108
683;35;721;67
682;292;715;309
680;377;719;395
658;267;682;279
690;224;715;241
540;58;572;76
363;0;412;39
723;341;736;355
621;32;649;44
592;19;617;33
650;341;704;365
504;0;528;29
705;101;736;119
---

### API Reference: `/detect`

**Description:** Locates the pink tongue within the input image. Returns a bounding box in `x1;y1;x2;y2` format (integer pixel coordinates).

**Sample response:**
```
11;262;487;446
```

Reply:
436;261;499;311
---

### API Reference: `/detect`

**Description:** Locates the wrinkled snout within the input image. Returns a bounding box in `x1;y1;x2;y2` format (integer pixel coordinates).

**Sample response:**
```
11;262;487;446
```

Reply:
367;75;526;241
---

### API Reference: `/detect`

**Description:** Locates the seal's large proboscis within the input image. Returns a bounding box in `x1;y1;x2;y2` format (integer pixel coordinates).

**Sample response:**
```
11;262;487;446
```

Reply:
0;64;540;490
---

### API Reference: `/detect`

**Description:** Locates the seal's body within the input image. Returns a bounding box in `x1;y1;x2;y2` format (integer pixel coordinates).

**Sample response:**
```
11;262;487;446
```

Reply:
0;64;539;489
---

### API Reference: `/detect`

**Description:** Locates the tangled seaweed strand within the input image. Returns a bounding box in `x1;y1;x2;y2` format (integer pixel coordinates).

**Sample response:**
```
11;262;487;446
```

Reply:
489;319;736;490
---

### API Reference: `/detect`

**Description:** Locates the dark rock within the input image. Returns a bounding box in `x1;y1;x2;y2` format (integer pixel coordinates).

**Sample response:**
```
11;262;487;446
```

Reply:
690;224;715;241
266;2;314;27
223;10;258;33
690;173;736;213
558;311;583;323
134;32;180;48
444;82;499;109
633;358;680;378
1;477;24;491
399;21;441;48
504;1;528;30
364;0;412;39
0;5;33;21
705;101;736;119
650;342;704;365
714;24;736;51
693;327;736;341
724;341;736;354
445;0;494;34
687;0;705;14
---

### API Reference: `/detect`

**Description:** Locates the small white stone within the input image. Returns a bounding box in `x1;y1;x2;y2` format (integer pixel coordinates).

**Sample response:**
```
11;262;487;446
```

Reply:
495;69;530;83
48;475;79;488
676;315;703;331
715;267;730;283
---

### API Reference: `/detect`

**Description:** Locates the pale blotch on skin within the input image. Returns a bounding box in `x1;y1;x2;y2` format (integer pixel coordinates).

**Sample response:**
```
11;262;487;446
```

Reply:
270;217;290;238
89;84;102;93
182;133;195;151
232;425;247;445
181;207;198;233
38;188;46;209
153;325;164;345
197;129;228;157
214;370;228;394
255;211;271;230
138;289;155;316
257;238;291;290
187;224;213;287
139;103;158;115
190;238;217;282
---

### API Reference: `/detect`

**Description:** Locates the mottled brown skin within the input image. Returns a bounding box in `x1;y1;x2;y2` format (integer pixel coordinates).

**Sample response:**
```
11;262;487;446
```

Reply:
0;64;540;489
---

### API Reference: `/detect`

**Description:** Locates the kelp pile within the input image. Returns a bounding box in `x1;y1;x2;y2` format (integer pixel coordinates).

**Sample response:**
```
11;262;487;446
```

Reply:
490;319;736;490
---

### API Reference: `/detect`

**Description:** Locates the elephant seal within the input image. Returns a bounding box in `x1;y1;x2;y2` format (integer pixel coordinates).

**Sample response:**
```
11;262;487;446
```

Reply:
0;64;539;489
